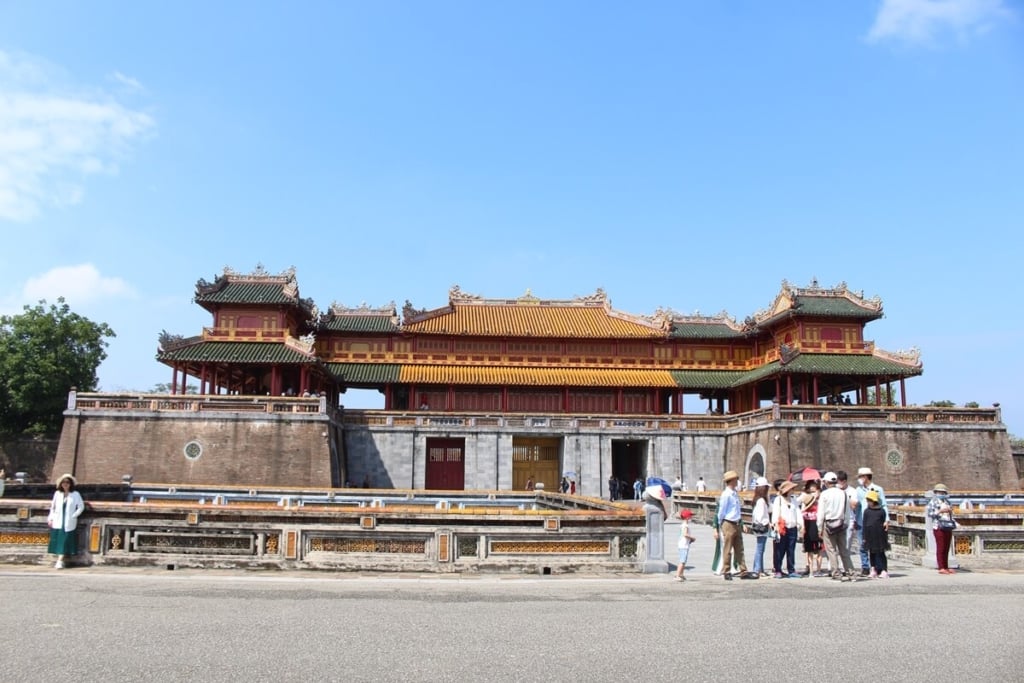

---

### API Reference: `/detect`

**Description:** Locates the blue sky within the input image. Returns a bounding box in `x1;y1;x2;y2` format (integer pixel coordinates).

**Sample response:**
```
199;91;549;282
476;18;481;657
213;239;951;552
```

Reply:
1;1;1021;434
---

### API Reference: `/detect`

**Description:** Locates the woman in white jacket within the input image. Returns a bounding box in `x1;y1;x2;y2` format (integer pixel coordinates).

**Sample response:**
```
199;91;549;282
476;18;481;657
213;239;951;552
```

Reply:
47;473;85;569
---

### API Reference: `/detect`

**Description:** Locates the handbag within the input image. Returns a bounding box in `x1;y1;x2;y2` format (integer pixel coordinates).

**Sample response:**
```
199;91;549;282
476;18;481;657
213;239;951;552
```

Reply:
826;517;846;534
751;522;770;534
938;517;957;530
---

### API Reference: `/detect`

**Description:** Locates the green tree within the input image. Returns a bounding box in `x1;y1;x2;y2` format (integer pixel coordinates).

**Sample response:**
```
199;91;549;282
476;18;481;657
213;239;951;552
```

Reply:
926;400;956;408
865;386;899;406
0;298;115;435
151;382;198;394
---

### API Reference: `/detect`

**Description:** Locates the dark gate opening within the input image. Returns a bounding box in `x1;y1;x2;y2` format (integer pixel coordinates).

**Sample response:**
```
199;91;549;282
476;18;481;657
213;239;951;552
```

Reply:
611;440;647;499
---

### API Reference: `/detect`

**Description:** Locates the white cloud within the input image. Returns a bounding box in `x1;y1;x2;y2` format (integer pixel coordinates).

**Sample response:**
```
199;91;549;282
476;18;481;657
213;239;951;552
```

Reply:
22;264;135;305
867;0;1014;45
110;71;144;92
0;50;155;222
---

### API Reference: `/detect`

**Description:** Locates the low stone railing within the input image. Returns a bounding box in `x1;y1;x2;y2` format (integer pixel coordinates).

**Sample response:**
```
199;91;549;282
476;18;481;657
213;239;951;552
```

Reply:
671;492;1024;570
66;393;1001;430
0;492;645;574
340;405;1001;432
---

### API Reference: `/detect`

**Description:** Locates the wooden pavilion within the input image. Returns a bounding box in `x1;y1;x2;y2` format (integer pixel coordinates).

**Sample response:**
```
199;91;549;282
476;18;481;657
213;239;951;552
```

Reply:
158;267;922;414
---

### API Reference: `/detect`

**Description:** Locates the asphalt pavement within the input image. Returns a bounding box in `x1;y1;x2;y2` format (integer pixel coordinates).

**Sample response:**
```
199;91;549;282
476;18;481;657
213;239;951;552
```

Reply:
3;518;1023;682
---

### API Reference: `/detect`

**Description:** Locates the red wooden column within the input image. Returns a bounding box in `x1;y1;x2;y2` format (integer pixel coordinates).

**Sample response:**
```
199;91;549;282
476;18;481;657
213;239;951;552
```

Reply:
874;377;881;405
900;377;907;407
813;376;819;404
502;386;508;412
616;388;624;414
448;385;454;411
786;375;792;405
384;384;392;410
653;389;661;415
563;386;570;413
171;367;179;395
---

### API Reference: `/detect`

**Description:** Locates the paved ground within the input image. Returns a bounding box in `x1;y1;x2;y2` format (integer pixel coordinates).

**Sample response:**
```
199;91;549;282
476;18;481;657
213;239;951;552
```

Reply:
2;521;1022;682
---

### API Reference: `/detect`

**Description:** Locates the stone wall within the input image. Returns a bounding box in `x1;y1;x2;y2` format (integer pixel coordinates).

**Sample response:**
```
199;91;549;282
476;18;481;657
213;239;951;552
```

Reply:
344;418;1018;495
721;423;1018;491
52;411;340;487
48;405;1018;493
0;436;58;482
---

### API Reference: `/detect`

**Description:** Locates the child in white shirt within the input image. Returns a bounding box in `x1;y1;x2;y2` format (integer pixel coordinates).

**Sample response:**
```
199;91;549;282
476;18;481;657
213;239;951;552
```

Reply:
675;509;696;581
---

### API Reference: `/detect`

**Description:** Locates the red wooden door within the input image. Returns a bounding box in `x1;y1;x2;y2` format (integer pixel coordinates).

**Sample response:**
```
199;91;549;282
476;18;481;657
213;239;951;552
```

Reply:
425;438;465;490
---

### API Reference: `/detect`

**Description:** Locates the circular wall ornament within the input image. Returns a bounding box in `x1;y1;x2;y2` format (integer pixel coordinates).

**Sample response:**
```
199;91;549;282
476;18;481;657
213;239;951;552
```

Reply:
885;447;905;474
184;440;203;461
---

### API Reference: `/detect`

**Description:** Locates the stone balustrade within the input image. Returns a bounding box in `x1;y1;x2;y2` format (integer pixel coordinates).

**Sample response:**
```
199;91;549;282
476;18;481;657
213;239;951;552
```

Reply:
0;489;645;574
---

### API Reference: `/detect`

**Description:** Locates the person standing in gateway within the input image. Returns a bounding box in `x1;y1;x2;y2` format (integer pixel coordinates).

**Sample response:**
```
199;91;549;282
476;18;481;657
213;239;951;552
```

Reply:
47;474;85;569
713;470;755;580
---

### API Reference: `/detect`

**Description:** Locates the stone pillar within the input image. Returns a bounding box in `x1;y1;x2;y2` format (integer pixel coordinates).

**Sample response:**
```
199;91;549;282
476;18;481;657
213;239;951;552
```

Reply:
642;502;669;574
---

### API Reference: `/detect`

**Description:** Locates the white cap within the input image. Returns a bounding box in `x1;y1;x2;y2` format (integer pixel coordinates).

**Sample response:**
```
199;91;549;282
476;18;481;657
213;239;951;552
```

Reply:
754;476;770;487
857;467;873;476
823;471;838;483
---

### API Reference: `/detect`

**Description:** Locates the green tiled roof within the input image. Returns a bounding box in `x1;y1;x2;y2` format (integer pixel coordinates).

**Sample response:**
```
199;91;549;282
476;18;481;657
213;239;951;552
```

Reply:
670;370;744;389
195;282;296;305
758;296;882;327
320;316;400;333
157;342;317;364
793;296;882;318
669;322;746;339
327;363;401;384
741;353;921;385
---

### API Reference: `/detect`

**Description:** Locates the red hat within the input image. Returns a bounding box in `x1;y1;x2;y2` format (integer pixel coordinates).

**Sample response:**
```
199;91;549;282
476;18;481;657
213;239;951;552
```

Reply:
679;509;693;519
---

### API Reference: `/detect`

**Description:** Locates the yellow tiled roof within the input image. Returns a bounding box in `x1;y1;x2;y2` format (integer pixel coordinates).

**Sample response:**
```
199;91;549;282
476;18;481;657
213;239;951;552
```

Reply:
403;301;665;338
399;365;678;387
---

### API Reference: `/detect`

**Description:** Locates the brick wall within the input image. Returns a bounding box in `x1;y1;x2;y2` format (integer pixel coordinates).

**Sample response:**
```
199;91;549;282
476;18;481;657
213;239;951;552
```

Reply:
52;411;338;487
0;436;58;482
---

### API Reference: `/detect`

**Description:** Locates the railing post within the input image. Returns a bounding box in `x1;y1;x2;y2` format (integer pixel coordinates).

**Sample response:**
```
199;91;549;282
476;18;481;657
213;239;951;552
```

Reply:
641;502;668;574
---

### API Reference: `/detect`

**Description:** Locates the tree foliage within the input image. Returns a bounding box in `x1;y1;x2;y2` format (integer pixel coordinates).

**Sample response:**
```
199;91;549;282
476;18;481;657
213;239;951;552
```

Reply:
151;382;198;394
926;400;956;407
0;298;115;435
865;386;899;406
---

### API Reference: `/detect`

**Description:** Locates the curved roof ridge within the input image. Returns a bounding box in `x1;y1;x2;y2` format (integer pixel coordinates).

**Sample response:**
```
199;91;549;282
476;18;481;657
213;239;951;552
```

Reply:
752;278;883;325
447;285;612;308
873;345;922;369
328;301;397;317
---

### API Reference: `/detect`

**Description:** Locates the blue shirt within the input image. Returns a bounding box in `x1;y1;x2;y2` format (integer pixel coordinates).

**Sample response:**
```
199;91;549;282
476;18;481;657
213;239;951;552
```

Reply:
718;487;742;524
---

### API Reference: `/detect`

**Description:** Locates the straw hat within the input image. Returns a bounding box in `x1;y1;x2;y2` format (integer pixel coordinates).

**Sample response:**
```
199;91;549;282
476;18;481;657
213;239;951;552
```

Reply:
722;470;739;482
779;481;798;496
857;467;873;476
933;483;949;493
55;473;76;487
